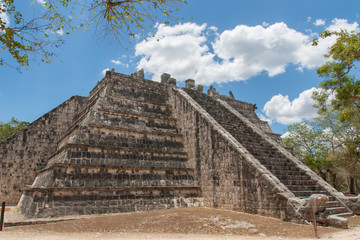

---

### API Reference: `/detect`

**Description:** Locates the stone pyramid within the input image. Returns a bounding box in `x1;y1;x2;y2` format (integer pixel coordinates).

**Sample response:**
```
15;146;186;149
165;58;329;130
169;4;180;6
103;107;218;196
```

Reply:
2;70;357;228
18;71;202;217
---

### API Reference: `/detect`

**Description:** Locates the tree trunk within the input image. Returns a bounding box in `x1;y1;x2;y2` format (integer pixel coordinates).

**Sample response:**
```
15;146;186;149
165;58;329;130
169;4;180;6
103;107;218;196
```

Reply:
330;172;337;190
355;177;360;194
349;176;356;194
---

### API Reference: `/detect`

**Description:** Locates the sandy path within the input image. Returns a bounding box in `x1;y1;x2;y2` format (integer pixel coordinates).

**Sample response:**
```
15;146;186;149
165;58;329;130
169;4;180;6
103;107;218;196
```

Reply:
1;230;360;240
1;207;359;239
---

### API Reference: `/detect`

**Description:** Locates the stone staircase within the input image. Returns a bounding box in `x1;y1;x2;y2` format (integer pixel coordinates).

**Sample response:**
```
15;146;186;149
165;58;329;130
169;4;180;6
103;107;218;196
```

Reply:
18;73;202;218
183;88;352;220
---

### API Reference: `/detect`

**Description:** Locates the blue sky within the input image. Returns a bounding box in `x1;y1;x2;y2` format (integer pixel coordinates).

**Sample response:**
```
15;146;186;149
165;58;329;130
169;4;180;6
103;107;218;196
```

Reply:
1;0;360;134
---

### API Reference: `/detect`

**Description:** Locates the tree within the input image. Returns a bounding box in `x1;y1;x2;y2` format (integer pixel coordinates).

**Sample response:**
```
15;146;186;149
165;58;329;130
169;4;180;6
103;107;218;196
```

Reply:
0;117;30;142
313;30;360;123
314;90;360;193
312;30;360;194
0;0;187;69
282;122;338;188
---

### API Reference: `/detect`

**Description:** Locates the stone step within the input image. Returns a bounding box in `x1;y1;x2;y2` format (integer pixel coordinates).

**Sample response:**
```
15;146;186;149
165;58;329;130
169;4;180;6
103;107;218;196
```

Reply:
293;190;328;198
58;123;185;151
54;144;188;159
99;108;177;122
87;124;182;137
110;95;170;109
59;130;187;153
263;165;301;172
112;78;169;95
48;156;190;169
34;166;197;189
270;170;307;176
96;110;178;134
286;185;324;191
281;179;317;185
41;164;196;174
47;146;189;171
331;212;353;218
271;174;312;181
326;201;343;208
110;85;170;105
261;161;294;167
325;207;349;215
20;186;202;218
254;154;289;162
101;97;173;119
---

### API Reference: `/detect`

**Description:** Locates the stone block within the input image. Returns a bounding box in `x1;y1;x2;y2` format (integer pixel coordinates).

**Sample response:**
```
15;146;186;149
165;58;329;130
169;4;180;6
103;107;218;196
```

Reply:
161;73;171;83
185;79;195;89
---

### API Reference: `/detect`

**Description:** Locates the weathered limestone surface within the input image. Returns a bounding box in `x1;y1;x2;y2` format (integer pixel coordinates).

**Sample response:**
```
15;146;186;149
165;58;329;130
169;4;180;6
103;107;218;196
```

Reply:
0;96;87;204
2;71;357;228
18;72;202;218
179;88;353;226
171;88;291;218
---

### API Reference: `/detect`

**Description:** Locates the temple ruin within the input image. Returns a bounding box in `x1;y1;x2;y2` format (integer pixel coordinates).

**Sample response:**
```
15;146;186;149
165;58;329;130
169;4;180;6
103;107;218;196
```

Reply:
1;70;359;228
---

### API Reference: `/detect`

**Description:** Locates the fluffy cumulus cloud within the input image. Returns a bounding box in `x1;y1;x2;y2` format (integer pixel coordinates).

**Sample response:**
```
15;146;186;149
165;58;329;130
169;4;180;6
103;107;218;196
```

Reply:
262;88;318;125
135;19;359;85
327;18;359;32
212;23;311;77
314;19;326;26
135;23;213;83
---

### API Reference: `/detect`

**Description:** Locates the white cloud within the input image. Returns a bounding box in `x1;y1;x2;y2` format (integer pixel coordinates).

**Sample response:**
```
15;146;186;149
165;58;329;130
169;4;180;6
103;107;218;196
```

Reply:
326;18;360;32
0;2;10;27
135;19;359;86
209;26;218;32
294;19;359;70
101;68;110;76
136;22;213;83
314;19;326;26
111;59;129;68
111;60;122;65
262;21;270;27
307;17;312;22
212;23;311;77
36;0;46;5
262;87;318;125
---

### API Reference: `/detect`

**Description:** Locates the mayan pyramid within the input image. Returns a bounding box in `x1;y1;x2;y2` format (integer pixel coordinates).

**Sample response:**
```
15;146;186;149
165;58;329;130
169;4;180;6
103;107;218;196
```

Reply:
1;70;358;228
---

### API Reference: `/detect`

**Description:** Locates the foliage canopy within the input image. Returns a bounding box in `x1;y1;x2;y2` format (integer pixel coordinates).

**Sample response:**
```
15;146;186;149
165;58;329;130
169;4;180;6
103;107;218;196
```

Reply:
0;117;30;142
0;0;188;69
313;30;360;122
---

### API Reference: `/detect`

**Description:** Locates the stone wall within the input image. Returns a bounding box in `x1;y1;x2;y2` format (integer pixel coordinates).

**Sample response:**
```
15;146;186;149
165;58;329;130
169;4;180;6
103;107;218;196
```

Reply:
19;187;201;218
170;88;292;219
0;96;87;204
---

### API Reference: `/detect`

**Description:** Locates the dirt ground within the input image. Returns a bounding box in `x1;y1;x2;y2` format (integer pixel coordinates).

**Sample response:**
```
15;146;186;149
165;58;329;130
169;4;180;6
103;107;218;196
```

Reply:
1;208;360;240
